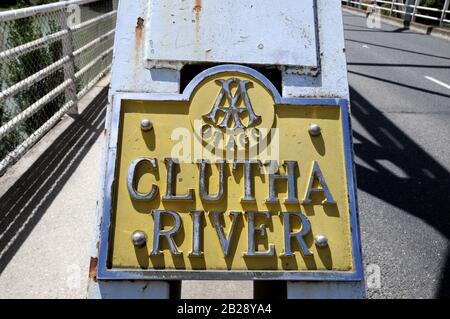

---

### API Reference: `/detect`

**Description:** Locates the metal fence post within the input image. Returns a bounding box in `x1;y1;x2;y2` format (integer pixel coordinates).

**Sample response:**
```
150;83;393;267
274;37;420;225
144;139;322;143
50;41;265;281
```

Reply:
412;0;419;22
390;0;396;16
59;1;78;115
440;0;450;26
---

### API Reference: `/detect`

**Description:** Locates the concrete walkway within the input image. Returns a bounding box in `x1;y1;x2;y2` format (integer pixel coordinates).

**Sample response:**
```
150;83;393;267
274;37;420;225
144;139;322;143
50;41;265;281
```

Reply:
0;77;109;298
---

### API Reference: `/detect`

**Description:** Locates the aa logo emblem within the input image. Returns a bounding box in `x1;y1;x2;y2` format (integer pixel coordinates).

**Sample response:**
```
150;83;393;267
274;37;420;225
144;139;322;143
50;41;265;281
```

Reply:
203;78;261;130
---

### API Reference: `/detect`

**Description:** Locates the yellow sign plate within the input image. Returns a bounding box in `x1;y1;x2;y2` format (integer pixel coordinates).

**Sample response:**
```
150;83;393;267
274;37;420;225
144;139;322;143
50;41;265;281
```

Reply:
98;65;362;280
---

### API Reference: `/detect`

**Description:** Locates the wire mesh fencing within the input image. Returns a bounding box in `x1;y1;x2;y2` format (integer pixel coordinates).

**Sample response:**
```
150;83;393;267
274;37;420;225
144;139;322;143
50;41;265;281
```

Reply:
0;0;116;175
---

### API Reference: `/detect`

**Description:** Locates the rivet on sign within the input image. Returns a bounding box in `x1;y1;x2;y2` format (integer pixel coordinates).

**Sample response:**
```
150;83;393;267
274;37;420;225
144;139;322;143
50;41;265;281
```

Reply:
315;235;328;248
309;123;321;136
141;119;153;131
131;230;147;247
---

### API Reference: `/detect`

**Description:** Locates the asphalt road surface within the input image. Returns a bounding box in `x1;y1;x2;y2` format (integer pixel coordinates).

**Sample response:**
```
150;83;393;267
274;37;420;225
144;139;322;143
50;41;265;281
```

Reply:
344;11;450;298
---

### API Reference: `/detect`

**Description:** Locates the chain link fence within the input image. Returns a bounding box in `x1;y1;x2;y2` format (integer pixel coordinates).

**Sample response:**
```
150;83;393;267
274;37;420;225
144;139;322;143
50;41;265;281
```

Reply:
0;0;117;175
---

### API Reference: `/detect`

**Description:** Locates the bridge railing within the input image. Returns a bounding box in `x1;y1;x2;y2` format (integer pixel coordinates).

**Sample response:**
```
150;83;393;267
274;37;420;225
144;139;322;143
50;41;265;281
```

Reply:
0;0;117;175
342;0;450;26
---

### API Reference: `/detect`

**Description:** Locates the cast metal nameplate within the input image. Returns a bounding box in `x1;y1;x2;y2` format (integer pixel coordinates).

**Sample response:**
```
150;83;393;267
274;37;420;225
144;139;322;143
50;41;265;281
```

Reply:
97;65;362;281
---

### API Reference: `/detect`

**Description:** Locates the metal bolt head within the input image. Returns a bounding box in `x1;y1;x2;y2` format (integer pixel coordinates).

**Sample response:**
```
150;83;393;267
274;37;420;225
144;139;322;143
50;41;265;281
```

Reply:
309;123;321;136
131;230;147;247
315;235;328;248
141;119;153;131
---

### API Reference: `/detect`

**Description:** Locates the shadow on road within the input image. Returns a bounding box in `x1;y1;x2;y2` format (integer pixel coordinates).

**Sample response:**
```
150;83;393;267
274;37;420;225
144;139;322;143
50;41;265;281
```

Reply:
348;63;450;69
345;38;450;61
344;26;414;34
349;86;450;298
349;70;450;99
0;87;107;274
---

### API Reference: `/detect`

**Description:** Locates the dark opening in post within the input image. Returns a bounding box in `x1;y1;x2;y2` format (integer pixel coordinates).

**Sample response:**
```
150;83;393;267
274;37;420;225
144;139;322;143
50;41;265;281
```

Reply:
180;63;282;96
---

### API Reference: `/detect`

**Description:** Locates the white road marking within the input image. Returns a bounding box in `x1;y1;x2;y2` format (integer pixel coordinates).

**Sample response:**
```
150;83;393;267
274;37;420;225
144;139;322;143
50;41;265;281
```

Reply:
424;76;450;90
362;45;370;49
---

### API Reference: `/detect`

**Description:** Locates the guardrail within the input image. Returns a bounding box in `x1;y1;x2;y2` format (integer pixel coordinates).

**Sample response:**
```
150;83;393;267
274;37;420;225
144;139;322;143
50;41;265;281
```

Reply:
342;0;450;26
0;0;117;175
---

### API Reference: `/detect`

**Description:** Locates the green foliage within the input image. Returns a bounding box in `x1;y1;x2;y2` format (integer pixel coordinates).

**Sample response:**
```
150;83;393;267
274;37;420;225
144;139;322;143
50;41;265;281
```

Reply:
379;3;392;17
417;0;446;24
0;0;65;159
16;0;59;7
420;0;445;8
